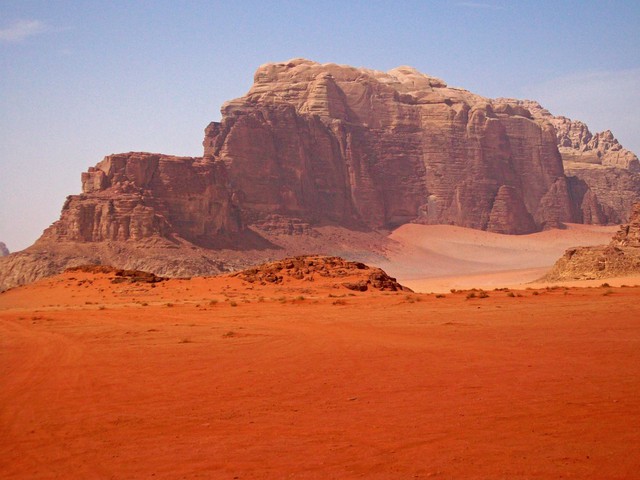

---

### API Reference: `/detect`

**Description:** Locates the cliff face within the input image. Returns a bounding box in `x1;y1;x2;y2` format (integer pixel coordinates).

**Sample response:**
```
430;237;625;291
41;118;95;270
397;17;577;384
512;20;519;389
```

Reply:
204;59;577;233
2;59;639;290
40;153;241;248
498;99;640;224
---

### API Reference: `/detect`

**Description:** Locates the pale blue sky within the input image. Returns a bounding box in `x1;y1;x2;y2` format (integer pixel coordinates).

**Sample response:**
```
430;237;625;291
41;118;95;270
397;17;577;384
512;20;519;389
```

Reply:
1;0;639;251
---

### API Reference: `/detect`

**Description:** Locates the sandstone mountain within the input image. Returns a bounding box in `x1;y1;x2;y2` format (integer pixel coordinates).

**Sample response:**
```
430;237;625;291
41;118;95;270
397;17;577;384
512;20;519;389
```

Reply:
1;58;639;290
0;243;8;257
543;203;640;281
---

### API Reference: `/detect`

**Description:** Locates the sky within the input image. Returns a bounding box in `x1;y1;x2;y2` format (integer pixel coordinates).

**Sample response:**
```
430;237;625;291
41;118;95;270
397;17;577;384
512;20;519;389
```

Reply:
1;0;639;252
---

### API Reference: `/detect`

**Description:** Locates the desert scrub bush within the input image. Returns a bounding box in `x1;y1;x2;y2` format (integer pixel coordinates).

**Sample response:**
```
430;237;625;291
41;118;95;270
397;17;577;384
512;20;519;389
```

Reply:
465;291;476;299
602;289;614;296
477;290;489;298
506;291;516;298
332;299;347;306
435;294;445;298
165;302;174;307
295;295;305;301
601;283;610;288
209;299;218;306
229;300;238;307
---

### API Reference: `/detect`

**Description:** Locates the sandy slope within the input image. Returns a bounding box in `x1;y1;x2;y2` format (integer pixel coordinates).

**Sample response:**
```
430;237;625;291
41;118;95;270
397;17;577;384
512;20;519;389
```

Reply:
1;270;640;479
381;223;618;292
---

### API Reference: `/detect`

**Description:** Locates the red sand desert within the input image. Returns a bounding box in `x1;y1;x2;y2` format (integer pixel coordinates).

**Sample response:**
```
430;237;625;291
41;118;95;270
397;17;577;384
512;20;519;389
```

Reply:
2;255;640;479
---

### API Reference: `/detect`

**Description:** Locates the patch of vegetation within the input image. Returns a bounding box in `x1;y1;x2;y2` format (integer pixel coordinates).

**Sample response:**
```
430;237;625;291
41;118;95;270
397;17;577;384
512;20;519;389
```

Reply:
404;295;422;303
332;299;347;306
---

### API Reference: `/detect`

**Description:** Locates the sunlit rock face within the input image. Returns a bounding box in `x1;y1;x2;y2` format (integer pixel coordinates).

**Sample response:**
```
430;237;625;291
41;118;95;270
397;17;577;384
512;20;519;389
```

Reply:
205;59;582;233
497;98;640;224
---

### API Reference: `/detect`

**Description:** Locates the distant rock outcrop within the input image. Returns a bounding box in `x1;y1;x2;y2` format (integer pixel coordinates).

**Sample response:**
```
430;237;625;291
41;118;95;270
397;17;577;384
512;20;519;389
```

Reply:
2;59;639;290
543;203;640;281
0;242;9;257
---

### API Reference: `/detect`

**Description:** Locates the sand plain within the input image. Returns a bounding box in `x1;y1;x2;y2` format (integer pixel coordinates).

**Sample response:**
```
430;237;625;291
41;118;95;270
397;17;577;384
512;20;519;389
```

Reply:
1;262;640;479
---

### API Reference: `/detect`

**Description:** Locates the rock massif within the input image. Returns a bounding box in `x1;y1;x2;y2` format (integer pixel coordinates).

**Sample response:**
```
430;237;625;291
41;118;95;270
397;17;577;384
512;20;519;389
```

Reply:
543;203;640;281
2;58;639;290
205;60;575;233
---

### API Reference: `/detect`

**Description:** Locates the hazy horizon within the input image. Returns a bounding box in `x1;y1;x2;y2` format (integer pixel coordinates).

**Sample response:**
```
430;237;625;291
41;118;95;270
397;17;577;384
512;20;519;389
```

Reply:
1;0;639;252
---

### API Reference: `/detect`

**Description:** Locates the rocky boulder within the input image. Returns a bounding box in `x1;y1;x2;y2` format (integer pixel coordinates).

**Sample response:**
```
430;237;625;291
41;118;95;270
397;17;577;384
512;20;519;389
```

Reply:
543;203;640;281
232;255;411;292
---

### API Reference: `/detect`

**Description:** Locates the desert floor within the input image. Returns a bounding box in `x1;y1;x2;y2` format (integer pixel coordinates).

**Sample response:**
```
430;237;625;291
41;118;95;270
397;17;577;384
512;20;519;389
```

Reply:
2;267;640;479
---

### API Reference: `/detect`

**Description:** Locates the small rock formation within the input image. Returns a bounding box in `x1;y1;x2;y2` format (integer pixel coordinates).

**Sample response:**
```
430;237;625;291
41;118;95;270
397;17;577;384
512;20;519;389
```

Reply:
0;242;8;257
543;203;640;281
232;255;411;292
66;265;165;284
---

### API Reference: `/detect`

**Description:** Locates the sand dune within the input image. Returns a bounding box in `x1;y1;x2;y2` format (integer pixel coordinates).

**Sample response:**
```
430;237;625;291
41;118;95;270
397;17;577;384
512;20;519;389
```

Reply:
379;223;618;292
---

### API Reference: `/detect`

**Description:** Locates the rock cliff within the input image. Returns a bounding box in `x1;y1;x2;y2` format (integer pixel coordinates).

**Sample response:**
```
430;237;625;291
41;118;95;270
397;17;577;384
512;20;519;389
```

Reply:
43;152;242;247
497;99;640;224
2;59;639;290
543;203;640;281
205;59;578;232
